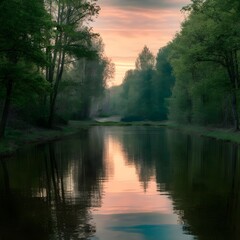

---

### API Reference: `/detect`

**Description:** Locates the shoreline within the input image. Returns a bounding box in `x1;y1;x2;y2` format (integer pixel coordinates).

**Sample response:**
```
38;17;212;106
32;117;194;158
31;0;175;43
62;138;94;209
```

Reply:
0;121;96;158
164;122;240;144
1;120;240;157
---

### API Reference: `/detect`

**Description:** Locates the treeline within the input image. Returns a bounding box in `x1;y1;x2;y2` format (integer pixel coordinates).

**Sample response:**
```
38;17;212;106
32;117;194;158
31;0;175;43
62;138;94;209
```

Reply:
0;0;113;138
108;0;240;130
108;46;175;121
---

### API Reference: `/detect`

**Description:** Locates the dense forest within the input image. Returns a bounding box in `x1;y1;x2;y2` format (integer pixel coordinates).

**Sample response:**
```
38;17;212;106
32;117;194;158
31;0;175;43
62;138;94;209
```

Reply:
0;0;114;138
108;0;240;130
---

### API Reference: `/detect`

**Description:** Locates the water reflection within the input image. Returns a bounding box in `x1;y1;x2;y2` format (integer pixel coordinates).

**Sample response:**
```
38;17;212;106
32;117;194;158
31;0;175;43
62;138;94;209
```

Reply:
0;127;240;239
92;127;192;240
0;128;106;240
165;131;240;240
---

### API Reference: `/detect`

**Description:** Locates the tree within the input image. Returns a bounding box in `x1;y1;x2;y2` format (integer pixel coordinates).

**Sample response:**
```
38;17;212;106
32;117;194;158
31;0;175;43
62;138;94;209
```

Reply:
168;0;240;129
45;0;100;127
56;39;114;120
110;45;175;121
121;46;156;120
0;0;50;138
135;45;155;71
152;45;175;120
180;0;240;129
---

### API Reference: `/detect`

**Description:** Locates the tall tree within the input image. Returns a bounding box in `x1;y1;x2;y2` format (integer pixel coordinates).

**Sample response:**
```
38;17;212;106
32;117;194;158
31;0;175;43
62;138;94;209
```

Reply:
108;45;174;121
0;0;49;138
181;0;240;129
168;0;240;129
45;0;100;127
56;38;114;120
153;45;175;120
135;45;155;71
120;46;157;120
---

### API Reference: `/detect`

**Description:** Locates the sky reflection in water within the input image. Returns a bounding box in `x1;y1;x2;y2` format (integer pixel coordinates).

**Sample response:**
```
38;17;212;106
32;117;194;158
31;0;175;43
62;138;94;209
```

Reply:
90;127;194;240
1;126;238;240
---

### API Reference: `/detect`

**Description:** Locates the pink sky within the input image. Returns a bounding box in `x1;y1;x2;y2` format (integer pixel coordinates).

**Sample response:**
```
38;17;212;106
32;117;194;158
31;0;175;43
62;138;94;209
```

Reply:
95;134;174;215
92;0;191;85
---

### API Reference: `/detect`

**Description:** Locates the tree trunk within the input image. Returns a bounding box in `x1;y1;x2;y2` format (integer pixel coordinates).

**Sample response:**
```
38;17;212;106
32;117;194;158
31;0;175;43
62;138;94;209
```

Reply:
232;91;239;131
0;78;13;138
48;100;55;128
226;52;239;131
81;99;91;119
1;160;10;195
48;49;66;128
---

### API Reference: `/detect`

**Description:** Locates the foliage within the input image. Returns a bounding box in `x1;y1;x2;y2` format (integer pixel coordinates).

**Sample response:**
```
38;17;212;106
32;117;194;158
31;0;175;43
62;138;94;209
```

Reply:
0;0;50;136
56;39;115;120
0;0;113;136
168;0;240;129
135;45;155;71
44;0;101;127
108;45;175;121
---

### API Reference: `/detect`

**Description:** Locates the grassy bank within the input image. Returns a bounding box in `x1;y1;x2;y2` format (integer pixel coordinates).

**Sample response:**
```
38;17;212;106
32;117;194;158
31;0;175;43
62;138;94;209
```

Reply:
0;121;98;157
75;120;240;144
164;122;240;144
91;120;240;143
0;120;166;157
0;120;154;157
96;121;240;144
1;120;240;157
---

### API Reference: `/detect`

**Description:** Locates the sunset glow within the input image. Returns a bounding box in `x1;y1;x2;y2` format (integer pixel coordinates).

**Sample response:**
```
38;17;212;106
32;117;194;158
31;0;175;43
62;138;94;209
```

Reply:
92;0;191;85
95;134;173;215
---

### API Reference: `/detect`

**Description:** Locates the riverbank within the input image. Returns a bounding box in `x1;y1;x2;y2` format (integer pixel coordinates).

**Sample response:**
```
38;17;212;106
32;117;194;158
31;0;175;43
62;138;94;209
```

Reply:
164;122;240;144
0;121;97;157
1;120;240;157
0;120;166;156
93;120;240;143
0;120;165;157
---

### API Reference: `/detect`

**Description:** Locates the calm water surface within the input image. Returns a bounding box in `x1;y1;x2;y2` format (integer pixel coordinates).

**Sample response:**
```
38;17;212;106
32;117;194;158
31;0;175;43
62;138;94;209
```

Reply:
0;126;240;240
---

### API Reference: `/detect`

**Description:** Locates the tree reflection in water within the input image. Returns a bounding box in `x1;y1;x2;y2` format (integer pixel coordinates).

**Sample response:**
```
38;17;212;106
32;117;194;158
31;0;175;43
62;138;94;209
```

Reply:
164;131;240;240
0;128;106;240
110;127;240;240
1;127;240;240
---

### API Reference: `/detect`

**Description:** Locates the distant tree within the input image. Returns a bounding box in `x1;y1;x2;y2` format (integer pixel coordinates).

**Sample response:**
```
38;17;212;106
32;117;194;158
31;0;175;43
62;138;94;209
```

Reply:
107;85;124;116
152;45;175;120
135;46;155;71
77;55;114;119
121;70;142;119
57;39;114;120
121;46;156;120
111;45;175;121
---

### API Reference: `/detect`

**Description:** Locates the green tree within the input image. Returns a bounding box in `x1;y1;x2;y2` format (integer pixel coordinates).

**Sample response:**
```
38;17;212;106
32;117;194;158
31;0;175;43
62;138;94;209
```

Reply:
56;39;114;120
111;45;174;121
168;0;240;128
45;0;100;127
120;46;156;120
0;0;50;138
152;45;175;120
135;45;155;71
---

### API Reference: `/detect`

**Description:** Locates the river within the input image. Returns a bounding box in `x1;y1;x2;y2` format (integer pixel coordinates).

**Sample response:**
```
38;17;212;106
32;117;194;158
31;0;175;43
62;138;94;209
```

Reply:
0;126;239;240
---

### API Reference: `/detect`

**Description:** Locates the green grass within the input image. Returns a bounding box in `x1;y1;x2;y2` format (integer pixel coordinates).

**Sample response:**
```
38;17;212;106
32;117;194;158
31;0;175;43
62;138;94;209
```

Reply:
0;122;86;157
164;121;240;143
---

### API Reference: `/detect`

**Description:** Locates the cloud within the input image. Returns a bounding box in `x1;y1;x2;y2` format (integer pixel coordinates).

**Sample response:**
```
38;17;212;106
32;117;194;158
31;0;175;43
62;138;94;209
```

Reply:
98;0;190;9
92;0;191;85
94;7;182;59
95;7;181;31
